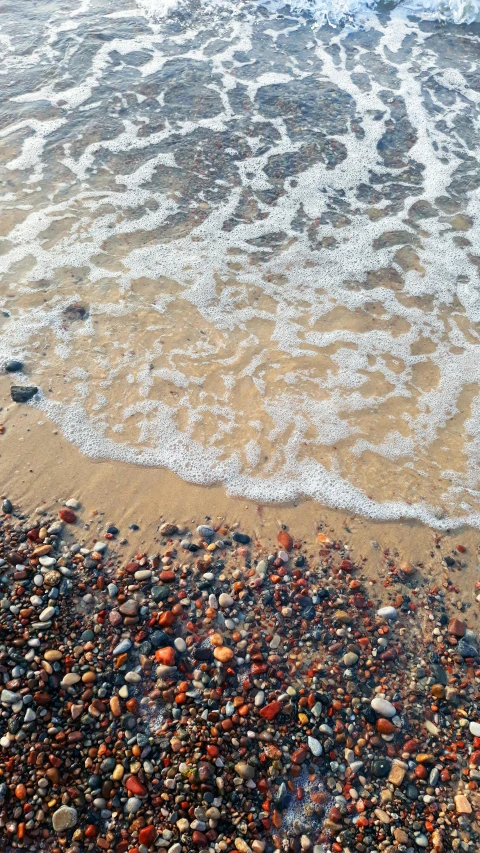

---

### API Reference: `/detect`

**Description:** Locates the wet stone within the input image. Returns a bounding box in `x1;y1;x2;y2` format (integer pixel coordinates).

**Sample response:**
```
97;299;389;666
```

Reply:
372;758;391;778
10;385;38;403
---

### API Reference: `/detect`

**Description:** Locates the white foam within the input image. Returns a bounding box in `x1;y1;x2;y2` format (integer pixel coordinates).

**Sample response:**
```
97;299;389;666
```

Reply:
135;0;480;24
1;0;480;528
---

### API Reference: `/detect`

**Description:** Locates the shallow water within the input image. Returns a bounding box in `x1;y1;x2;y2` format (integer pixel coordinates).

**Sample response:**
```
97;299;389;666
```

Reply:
1;0;480;527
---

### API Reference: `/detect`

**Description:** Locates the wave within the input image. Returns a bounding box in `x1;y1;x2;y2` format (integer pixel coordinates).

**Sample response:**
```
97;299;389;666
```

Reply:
135;0;480;24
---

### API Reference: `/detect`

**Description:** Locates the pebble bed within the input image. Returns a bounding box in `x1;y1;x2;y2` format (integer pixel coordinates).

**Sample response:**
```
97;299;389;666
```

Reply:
1;504;480;853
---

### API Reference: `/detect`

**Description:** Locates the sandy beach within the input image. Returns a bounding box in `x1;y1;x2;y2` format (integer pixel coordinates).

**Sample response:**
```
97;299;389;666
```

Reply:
2;0;480;849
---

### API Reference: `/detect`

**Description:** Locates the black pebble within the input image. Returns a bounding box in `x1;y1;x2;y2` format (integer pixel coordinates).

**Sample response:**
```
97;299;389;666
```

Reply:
129;524;140;531
10;385;38;403
106;524;119;535
5;360;23;373
150;630;174;648
233;532;250;544
443;555;456;567
372;758;391;778
2;499;12;514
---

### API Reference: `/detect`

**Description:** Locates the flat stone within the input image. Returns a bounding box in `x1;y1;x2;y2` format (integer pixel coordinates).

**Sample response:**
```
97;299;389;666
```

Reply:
232;532;250;544
343;652;358;666
39;606;55;622
455;794;472;814
11;385;38;403
388;763;406;786
52;805;78;832
469;721;480;737
218;593;234;608
119;599;139;617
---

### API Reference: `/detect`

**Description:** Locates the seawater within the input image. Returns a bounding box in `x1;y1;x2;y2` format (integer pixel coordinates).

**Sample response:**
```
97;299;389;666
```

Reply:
1;0;480;528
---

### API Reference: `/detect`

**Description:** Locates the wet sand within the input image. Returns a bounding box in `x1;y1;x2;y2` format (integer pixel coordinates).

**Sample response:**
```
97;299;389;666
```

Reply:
2;376;480;612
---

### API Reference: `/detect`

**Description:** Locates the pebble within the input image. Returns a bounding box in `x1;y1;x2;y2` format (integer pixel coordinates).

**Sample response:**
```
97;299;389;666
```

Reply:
5;360;23;373
371;697;396;717
377;605;398;620
307;736;322;756
113;638;132;655
39;606;55;622
52;805;77;832
10;385;38;403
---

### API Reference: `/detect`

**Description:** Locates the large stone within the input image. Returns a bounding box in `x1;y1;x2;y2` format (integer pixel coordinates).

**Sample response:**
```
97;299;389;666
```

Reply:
119;599;139;617
52;805;77;832
455;794;472;814
214;646;234;663
371;697;396;717
10;385;38;403
235;761;255;780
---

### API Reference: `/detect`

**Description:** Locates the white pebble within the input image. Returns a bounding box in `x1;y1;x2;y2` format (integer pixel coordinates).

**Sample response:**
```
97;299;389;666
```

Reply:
308;736;322;756
377;606;398;620
39;606;55;622
371;697;396;717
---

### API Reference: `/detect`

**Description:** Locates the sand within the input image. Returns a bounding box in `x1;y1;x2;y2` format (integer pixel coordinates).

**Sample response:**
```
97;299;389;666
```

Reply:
1;375;479;612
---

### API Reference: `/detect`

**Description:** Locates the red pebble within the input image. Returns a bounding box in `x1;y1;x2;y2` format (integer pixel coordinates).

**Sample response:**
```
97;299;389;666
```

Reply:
85;825;99;839
160;570;175;583
259;701;282;720
155;647;176;666
125;776;147;797
59;508;76;524
138;826;157;846
277;530;293;552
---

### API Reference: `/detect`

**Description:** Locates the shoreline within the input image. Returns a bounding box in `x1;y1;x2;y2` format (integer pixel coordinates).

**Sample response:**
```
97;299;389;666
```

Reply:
2;379;480;615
